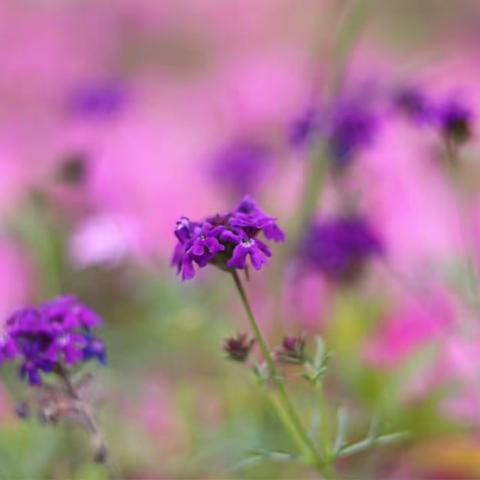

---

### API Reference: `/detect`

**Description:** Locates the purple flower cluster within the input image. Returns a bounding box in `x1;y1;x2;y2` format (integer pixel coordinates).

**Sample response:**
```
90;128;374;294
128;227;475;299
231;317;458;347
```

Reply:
172;197;285;280
289;100;378;169
300;216;383;282
393;87;473;143
0;295;106;385
211;141;272;196
394;87;434;125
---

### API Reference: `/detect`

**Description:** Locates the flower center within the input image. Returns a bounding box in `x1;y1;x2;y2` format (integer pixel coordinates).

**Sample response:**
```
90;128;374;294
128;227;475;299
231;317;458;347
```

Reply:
57;334;70;347
242;238;255;247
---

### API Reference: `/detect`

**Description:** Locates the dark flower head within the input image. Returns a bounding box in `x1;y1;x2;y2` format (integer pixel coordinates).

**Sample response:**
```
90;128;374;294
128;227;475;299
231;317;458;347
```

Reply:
438;100;472;144
275;336;306;365
393;87;434;124
223;333;255;362
172;196;284;281
211;141;271;196
327;101;378;170
300;215;383;283
57;152;89;186
1;296;106;386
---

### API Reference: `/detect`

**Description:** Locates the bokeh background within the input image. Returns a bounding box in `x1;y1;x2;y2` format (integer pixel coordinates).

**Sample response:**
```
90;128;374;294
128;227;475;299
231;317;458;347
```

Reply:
3;0;480;478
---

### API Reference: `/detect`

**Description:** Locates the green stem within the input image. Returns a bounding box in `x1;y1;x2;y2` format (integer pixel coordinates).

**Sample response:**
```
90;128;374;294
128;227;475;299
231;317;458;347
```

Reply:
316;385;337;479
231;271;324;471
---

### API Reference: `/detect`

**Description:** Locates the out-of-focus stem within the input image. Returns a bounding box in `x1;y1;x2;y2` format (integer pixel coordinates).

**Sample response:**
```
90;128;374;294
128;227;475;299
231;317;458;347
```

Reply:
291;0;372;248
444;140;480;318
316;384;337;479
328;0;373;98
231;271;326;472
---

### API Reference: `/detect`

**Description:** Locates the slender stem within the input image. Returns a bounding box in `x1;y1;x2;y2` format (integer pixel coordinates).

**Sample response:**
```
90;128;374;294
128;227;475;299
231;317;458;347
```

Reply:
57;367;108;464
316;385;337;479
445;141;480;318
231;271;325;471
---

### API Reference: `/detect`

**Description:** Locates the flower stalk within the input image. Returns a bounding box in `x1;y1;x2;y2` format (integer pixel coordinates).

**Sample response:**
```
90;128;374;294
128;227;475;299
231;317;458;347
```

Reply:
56;365;108;463
231;270;327;473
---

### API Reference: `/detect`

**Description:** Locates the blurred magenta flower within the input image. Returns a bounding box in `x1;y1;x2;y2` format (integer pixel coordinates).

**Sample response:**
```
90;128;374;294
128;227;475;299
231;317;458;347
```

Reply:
364;290;456;368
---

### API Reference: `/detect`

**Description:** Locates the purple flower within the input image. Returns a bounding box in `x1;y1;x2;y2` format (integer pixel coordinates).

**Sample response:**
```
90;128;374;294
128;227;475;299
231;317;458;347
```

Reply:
289;107;321;148
67;81;127;118
172;196;284;280
82;334;107;365
2;296;106;386
393;87;434;125
211;141;272;196
300;216;383;283
223;230;272;270
328;101;378;169
438;100;472;144
229;196;286;242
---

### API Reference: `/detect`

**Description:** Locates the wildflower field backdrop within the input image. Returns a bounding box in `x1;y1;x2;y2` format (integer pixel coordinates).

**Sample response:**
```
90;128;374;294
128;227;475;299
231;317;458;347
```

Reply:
2;1;480;478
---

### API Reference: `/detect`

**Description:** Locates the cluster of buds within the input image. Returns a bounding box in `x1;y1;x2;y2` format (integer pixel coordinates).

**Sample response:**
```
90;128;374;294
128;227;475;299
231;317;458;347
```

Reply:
274;336;307;365
222;333;307;367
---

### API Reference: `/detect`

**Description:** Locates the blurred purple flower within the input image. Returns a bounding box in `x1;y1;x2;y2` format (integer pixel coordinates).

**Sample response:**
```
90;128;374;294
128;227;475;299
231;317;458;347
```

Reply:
1;296;106;386
300;215;383;283
172;196;284;280
211;141;272;196
67;81;127;118
328;101;378;169
289;107;321;148
393;87;434;125
438;100;472;144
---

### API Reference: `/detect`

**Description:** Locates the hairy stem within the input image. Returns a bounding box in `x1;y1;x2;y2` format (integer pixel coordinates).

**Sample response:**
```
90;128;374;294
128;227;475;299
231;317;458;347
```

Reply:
56;366;107;464
231;271;326;472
